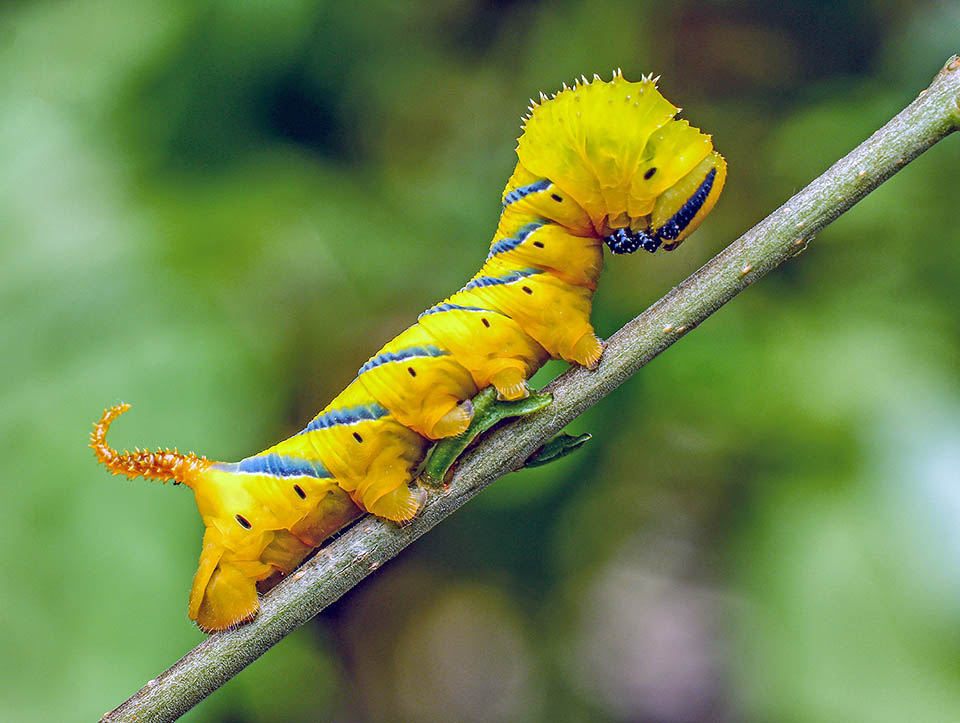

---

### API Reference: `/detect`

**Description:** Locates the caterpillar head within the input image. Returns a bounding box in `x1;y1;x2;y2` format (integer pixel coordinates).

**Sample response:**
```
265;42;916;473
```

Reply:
90;404;360;632
515;71;726;253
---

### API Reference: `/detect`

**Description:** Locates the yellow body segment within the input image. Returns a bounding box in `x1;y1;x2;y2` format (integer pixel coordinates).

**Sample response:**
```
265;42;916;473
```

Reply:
186;463;364;631
491;215;604;288
266;381;429;520
417;305;549;401
356;324;479;439
450;262;603;367
91;71;726;632
502;165;595;236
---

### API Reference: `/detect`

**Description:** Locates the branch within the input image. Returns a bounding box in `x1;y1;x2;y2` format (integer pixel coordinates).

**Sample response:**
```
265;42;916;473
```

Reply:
102;56;960;723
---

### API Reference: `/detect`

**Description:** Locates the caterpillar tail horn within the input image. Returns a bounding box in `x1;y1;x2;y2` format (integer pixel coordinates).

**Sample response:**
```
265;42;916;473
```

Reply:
91;404;262;631
89;403;212;488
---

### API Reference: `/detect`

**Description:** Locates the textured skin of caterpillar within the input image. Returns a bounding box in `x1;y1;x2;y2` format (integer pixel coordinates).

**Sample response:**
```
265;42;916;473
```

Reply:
90;71;726;633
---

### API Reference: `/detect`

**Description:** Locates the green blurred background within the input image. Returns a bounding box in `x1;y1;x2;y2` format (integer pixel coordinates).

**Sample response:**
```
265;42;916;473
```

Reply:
2;1;958;721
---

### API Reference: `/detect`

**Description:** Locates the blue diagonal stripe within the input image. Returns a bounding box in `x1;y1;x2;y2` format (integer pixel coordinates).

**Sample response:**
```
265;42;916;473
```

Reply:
487;222;545;259
503;179;551;206
213;453;333;479
462;268;542;291
299;402;389;434
357;345;449;376
418;303;506;319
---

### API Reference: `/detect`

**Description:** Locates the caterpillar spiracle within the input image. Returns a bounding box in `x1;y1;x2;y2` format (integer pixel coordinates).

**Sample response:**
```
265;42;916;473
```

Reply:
91;71;725;632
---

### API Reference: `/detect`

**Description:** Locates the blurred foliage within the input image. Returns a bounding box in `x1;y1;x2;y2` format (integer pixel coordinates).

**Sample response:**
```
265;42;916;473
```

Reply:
1;1;958;721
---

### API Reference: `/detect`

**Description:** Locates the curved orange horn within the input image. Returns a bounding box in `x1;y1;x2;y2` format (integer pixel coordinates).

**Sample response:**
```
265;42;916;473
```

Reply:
90;404;210;488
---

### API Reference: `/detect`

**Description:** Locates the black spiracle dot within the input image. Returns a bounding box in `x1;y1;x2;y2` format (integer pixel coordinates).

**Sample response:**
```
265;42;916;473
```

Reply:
522;286;533;295
407;366;417;377
551;194;563;202
235;514;252;529
533;241;544;248
293;484;306;499
644;167;657;180
481;318;490;328
353;432;363;443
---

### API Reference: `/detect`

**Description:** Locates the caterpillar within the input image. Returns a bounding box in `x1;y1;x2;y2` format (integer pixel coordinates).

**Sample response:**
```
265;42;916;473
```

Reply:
91;71;725;633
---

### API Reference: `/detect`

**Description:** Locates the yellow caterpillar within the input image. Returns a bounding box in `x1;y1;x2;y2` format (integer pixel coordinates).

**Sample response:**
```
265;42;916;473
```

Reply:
91;71;725;632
